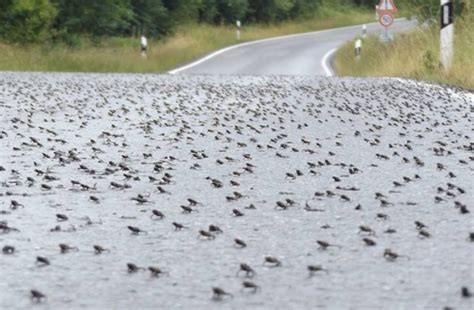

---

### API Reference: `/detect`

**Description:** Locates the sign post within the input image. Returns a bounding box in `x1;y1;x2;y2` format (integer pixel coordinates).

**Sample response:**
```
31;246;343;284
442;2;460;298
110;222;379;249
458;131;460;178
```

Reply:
236;20;241;41
440;0;454;71
377;0;398;42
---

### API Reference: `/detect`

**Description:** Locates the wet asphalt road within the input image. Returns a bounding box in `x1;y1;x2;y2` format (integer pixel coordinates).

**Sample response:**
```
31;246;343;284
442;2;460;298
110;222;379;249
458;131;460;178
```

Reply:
170;19;416;76
0;73;473;309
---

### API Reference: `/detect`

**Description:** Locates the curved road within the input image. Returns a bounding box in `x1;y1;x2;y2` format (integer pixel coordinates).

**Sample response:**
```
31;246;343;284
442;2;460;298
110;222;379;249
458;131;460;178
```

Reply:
170;19;415;76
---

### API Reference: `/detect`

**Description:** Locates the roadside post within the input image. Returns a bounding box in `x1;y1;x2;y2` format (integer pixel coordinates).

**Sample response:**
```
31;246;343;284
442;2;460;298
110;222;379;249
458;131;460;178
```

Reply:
377;0;398;42
140;35;148;58
375;5;379;21
355;39;362;59
362;24;367;38
236;20;241;41
440;0;454;71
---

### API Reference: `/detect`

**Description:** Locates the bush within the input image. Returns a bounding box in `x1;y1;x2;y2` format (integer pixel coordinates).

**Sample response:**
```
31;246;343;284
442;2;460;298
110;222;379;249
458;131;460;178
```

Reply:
52;0;134;37
130;0;174;38
0;0;57;43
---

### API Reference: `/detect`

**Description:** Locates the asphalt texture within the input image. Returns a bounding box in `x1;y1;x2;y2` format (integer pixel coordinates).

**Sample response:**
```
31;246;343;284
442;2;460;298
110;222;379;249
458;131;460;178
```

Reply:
0;73;473;309
172;19;416;75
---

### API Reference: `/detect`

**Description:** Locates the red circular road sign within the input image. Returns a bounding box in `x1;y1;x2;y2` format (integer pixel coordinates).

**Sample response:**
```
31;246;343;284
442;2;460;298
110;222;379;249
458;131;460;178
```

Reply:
379;12;394;27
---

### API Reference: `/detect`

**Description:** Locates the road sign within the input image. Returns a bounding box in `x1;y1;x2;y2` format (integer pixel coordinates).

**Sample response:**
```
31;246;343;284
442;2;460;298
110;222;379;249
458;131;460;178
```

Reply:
377;0;398;13
379;12;394;27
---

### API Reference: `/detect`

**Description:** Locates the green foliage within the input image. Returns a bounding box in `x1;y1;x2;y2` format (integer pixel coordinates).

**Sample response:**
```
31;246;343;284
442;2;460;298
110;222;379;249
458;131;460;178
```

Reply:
247;0;292;22
163;0;202;22
219;0;250;23
398;0;468;22
290;0;321;19
130;0;173;37
199;0;249;24
422;50;436;72
0;0;57;43
52;0;133;36
0;0;381;43
199;0;220;24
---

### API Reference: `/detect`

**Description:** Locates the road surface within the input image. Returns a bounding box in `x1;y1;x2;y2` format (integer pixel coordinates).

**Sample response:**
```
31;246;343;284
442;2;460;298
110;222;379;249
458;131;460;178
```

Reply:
170;19;416;76
0;73;473;309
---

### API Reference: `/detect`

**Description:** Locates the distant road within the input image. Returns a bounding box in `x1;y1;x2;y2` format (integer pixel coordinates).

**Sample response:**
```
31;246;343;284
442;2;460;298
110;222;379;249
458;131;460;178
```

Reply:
170;19;416;76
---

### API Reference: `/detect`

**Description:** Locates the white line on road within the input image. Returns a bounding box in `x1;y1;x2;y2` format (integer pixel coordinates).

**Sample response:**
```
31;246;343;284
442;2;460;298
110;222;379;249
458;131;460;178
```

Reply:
321;48;339;77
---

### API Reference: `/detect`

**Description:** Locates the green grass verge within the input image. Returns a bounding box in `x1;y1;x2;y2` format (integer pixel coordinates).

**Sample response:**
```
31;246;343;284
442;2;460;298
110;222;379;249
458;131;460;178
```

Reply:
0;7;374;73
334;11;474;90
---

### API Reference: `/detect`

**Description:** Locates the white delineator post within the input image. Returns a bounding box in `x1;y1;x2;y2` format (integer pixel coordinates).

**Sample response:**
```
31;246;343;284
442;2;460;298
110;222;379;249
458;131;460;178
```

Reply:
140;35;148;58
440;0;454;70
362;24;367;38
355;39;362;59
236;20;241;41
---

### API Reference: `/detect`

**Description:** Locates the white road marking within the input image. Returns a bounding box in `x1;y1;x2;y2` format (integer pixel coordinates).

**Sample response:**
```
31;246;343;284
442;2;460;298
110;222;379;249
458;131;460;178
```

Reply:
321;48;339;77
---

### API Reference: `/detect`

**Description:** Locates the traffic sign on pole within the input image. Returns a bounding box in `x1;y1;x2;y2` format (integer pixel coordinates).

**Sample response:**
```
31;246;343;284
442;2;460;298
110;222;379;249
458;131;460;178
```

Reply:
379;12;394;28
377;0;398;13
377;0;397;42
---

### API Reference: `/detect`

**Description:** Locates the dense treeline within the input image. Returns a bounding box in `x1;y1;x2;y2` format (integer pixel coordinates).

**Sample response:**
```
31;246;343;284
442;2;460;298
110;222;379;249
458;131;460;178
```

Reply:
0;0;372;43
0;0;469;43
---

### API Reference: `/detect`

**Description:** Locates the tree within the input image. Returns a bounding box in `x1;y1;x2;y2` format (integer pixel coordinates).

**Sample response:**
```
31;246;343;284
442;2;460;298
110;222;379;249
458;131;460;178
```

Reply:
290;0;322;19
162;0;202;22
130;0;173;37
52;0;133;36
247;0;298;23
0;0;57;43
199;0;220;24
218;0;249;23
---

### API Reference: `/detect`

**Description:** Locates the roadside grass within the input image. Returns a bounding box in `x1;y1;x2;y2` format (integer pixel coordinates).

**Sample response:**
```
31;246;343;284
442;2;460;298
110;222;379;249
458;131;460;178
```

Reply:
0;7;374;73
334;11;474;90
